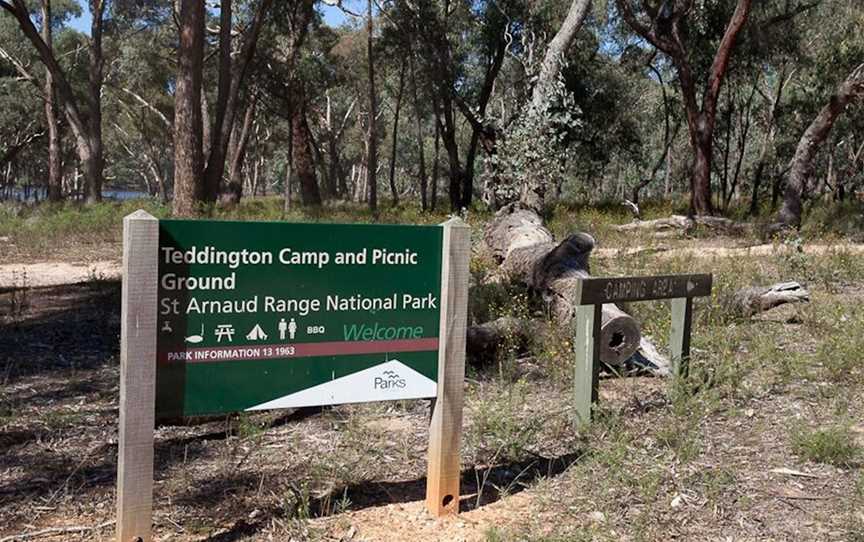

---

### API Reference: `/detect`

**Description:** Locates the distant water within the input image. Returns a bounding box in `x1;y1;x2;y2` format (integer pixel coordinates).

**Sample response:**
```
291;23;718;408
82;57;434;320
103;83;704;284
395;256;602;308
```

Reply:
1;188;150;202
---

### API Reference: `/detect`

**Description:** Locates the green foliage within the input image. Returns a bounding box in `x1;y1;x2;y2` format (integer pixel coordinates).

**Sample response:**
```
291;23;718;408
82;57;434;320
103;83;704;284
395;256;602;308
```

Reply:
812;306;864;384
801;200;864;241
484;88;583;207
467;381;542;464
790;423;861;468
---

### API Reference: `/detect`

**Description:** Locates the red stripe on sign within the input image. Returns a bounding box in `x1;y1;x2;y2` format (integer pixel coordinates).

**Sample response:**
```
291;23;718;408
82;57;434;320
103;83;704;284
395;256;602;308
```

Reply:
158;337;439;364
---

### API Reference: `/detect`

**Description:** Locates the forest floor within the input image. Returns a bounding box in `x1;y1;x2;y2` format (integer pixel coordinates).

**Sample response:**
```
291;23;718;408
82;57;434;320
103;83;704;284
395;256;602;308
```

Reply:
2;199;864;541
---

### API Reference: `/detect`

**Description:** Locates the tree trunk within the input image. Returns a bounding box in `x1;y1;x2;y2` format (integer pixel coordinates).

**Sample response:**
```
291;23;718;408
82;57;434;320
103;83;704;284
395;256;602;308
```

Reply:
203;0;233;202
388;58;406;206
172;0;206;216
202;0;274;201
410;57;428;211
466;317;542;366
323;93;346;198
437;100;462;211
632;60;674;206
720;88;733;207
2;0;104;204
283;128;293;215
292;93;322;206
226;94;257;203
529;0;592;112
725;85;755;211
690;127;714;216
461;42;505;209
727;282;809;317
366;0;378;214
778;63;864;228
41;0;62;202
328;135;344;197
612;214;746;235
431;111;440;211
616;0;752;217
82;0;105;204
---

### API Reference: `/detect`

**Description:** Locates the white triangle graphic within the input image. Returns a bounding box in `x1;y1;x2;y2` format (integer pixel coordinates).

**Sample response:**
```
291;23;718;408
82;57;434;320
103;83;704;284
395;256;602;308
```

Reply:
246;324;268;340
245;359;437;411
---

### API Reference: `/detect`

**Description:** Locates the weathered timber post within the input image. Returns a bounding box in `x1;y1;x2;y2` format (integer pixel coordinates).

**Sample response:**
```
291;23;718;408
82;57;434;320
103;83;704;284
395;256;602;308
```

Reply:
670;297;693;377
116;210;159;542
426;218;470;516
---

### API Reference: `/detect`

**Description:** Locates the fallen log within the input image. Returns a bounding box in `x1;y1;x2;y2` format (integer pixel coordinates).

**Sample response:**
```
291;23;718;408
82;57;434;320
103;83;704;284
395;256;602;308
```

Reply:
465;317;671;376
728;281;810;317
466;316;541;365
613;215;748;236
482;204;641;366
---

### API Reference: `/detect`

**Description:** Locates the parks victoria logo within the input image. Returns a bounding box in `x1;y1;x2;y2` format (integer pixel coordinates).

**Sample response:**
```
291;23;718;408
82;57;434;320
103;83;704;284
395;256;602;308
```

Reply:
375;369;407;390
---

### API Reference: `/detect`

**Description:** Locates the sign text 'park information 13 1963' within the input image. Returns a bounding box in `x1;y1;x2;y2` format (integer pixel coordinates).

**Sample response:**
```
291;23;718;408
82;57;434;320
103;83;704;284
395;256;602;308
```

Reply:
156;220;443;417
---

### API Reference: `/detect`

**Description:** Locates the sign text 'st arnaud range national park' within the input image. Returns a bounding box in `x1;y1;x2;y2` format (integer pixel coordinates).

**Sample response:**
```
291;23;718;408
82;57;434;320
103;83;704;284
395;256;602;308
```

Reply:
156;220;443;417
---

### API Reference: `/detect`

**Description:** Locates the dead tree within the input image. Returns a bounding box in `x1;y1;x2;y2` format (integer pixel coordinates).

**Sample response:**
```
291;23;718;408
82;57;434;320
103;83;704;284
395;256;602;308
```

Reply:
612;215;748;236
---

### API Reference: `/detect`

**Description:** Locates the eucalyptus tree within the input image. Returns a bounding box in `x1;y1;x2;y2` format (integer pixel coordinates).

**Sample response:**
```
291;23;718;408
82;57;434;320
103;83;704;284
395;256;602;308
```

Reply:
173;0;275;215
613;0;833;216
615;0;754;216
105;3;175;200
386;0;527;210
775;0;864;227
1;0;107;203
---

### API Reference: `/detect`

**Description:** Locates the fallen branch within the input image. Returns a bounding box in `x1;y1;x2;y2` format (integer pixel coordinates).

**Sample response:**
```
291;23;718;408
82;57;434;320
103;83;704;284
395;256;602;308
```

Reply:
613;215;748;236
728;281;810;317
0;520;115;542
466;316;541;365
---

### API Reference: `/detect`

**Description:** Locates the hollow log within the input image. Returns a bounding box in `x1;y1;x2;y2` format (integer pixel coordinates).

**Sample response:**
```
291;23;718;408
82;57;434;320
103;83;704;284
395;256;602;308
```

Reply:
728;281;810;317
482;204;641;366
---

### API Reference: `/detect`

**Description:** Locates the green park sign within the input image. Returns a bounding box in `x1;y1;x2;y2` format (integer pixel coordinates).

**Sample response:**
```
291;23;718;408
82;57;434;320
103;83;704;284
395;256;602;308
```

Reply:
115;211;470;541
156;219;445;417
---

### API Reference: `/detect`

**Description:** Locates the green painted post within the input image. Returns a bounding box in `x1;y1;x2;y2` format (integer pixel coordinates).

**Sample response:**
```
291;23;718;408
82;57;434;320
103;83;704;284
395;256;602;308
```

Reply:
670;297;693;377
573;304;601;427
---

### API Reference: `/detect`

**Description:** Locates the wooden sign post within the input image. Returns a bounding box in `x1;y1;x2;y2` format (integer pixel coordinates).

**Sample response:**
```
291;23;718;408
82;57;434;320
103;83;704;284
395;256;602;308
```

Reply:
117;211;159;542
426;219;470;516
572;274;713;427
116;212;470;541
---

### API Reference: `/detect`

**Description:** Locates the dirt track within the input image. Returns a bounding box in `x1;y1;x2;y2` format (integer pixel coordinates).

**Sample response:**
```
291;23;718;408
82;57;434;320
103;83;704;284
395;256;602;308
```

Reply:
3;242;862;290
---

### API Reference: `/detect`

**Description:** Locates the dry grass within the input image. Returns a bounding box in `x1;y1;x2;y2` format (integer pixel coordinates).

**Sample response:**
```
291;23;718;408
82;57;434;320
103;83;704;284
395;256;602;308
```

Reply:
1;203;864;541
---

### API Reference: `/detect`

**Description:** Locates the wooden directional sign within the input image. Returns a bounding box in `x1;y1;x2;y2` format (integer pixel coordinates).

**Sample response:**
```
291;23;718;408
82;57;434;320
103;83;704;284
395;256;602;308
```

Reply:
572;272;712;428
116;212;470;542
575;274;712;305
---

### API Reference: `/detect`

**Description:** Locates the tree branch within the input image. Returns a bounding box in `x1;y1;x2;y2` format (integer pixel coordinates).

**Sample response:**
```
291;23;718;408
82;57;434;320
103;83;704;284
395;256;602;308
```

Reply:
0;129;45;168
615;0;679;56
6;0;90;149
704;0;753;119
114;86;172;131
763;1;820;28
530;0;592;111
0;45;42;92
